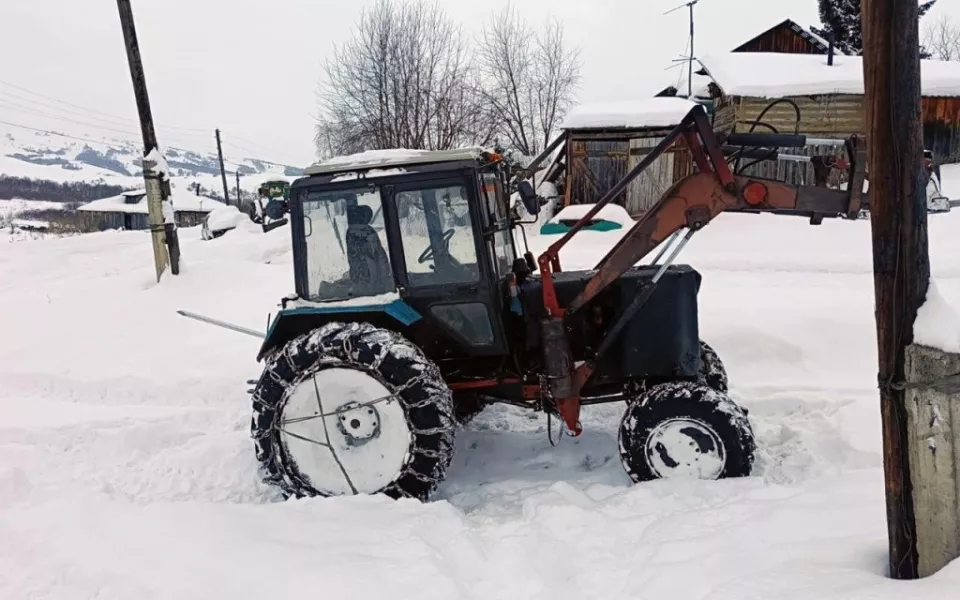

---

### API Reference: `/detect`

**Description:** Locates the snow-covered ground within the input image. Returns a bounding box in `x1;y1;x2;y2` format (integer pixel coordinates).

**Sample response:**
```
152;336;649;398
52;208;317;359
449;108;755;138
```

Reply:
2;207;960;598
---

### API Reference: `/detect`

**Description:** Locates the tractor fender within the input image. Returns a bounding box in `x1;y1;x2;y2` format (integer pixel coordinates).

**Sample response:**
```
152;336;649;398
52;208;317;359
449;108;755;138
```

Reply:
256;299;423;362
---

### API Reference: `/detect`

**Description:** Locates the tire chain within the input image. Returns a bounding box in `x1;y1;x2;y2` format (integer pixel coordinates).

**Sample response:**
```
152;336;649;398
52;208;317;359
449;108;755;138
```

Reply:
250;321;456;500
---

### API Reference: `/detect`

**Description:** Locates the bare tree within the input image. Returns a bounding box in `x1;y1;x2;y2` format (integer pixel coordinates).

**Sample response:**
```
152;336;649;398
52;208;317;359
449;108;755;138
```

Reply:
477;3;581;157
923;14;960;61
314;0;491;156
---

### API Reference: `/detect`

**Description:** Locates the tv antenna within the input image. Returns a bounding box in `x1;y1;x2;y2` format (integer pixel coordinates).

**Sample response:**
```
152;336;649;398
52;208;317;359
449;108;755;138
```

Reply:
664;0;700;99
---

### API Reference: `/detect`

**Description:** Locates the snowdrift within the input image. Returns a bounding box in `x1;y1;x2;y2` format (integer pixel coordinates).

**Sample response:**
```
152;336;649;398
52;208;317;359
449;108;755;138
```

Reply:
3;209;960;598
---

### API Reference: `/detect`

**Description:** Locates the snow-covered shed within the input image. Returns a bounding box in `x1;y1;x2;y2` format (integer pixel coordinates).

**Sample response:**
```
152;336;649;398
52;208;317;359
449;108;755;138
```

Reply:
558;98;703;216
77;189;226;232
697;52;960;170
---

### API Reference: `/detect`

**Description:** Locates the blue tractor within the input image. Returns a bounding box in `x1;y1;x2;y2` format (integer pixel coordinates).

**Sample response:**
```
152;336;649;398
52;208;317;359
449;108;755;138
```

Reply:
185;105;870;502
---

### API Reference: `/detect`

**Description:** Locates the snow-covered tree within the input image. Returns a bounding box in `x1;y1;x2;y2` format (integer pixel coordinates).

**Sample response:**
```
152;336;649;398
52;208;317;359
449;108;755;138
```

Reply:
811;0;938;57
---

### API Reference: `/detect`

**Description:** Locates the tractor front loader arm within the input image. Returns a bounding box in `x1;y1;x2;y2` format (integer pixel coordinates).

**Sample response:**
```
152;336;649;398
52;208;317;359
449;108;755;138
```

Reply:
568;164;866;313
534;103;868;436
554;107;868;314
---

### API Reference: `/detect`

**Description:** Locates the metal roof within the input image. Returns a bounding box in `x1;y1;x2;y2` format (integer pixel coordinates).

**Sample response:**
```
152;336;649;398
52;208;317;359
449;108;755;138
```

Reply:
303;146;491;176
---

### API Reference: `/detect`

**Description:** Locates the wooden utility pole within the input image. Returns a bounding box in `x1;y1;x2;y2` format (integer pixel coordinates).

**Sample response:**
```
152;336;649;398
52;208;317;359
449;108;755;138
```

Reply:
116;0;179;280
216;129;230;206
862;0;930;580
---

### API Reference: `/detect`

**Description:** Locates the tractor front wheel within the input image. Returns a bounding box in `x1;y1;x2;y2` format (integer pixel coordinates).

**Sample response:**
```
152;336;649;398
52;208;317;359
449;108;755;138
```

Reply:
697;340;728;393
251;322;457;501
618;381;755;483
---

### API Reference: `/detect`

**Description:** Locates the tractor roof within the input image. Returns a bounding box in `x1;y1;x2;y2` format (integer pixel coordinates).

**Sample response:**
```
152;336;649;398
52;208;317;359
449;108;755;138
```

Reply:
303;147;492;177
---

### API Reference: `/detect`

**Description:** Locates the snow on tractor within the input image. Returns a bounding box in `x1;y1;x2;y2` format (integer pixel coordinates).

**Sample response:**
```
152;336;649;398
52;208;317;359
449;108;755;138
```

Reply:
181;103;869;501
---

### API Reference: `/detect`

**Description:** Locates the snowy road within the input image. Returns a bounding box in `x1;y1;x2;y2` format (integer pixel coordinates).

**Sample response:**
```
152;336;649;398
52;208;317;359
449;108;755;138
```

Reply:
2;212;960;599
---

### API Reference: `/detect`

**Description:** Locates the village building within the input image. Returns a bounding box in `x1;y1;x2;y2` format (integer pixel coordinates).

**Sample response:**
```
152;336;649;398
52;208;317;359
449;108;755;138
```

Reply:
695;51;960;183
731;18;832;55
555;98;704;216
695;18;960;183
555;17;960;214
77;189;226;232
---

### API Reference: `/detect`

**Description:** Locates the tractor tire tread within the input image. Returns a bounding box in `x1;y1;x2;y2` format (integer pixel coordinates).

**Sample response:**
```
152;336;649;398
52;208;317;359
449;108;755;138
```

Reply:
618;381;755;483
250;321;456;501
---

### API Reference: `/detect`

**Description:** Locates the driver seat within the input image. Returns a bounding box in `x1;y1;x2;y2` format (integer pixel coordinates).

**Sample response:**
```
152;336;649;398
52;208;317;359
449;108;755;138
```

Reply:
345;205;393;293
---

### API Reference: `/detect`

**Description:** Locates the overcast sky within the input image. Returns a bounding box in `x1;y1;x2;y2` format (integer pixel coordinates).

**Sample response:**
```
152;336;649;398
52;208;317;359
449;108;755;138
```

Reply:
2;0;958;167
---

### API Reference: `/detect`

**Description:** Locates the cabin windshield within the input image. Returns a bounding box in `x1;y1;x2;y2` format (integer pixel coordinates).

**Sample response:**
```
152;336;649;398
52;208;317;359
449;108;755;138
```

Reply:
300;186;395;302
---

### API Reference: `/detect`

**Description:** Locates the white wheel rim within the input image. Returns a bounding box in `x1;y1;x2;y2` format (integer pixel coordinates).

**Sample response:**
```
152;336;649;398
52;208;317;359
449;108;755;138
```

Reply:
278;367;412;495
644;417;725;480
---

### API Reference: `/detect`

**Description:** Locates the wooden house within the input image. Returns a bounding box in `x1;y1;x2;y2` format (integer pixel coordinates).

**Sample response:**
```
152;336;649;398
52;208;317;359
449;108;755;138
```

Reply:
695;52;960;185
78;189;226;232
732;18;832;55
557;98;705;216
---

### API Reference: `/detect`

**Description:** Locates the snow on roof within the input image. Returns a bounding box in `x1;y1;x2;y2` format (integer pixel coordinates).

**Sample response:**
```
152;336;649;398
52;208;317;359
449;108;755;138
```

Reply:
800;25;831;52
699;52;960;98
561;98;698;130
304;147;488;176
78;191;226;215
330;168;408;182
10;218;49;230
734;18;833;54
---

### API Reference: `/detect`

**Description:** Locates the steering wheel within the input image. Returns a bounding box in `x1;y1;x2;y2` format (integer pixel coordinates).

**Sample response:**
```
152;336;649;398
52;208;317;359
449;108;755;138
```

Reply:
418;228;456;264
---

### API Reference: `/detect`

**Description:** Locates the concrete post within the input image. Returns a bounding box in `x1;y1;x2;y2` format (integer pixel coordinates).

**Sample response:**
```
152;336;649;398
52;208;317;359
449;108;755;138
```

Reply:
904;343;960;577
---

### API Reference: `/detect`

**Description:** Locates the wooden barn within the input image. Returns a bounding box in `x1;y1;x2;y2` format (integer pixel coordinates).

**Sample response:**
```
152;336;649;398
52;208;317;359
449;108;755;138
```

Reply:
695;51;960;185
557;98;706;216
78;189;226;232
732;18;832;55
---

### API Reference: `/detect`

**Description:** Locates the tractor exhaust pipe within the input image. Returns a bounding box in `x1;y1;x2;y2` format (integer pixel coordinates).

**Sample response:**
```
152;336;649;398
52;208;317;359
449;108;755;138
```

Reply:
176;310;265;338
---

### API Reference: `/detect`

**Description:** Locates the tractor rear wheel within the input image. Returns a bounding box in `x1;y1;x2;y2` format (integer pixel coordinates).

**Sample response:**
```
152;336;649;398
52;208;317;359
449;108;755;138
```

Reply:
697;340;728;393
618;381;755;483
453;392;487;427
251;322;456;501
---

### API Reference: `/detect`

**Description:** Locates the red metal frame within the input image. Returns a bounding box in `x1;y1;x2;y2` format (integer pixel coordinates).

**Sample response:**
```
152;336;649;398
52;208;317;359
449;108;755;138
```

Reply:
528;104;868;437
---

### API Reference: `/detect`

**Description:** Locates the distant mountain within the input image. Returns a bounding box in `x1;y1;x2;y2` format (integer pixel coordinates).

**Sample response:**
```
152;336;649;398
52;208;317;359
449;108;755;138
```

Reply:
0;124;305;205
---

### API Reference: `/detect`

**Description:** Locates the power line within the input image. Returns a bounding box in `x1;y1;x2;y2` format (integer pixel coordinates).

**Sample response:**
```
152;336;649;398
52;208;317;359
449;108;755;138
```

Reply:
221;133;300;165
0;97;144;138
0;118;126;146
0;78;304;166
0;99;218;152
0;87;209;142
0;77;210;135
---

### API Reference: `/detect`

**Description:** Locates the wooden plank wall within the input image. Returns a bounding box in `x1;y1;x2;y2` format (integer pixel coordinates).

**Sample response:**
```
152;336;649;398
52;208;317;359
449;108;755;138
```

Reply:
627;138;695;215
566;132;695;216
734;26;825;54
721;94;960;161
922;97;960;163
732;95;864;136
567;138;629;208
717;95;857;187
733;143;849;187
78;210;209;232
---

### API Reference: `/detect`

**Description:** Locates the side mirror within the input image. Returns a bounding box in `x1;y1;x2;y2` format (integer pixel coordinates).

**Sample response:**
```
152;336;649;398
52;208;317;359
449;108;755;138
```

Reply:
517;181;540;216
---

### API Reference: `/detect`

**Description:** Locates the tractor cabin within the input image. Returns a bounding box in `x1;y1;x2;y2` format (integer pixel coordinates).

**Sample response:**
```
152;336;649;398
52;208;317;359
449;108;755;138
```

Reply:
695;51;960;186
558;98;710;217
